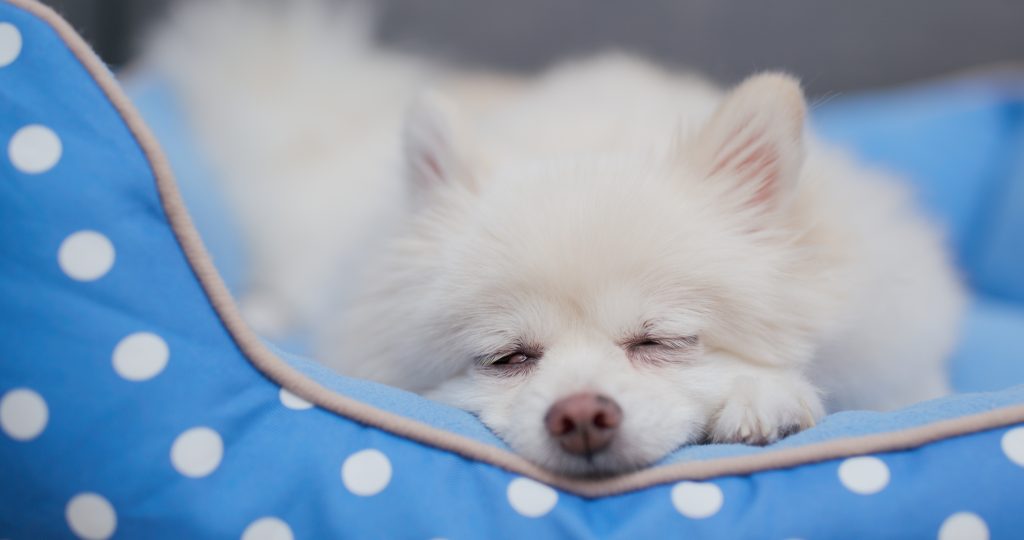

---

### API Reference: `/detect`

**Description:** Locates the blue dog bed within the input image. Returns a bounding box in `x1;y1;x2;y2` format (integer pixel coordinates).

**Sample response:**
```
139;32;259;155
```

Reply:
2;1;1024;538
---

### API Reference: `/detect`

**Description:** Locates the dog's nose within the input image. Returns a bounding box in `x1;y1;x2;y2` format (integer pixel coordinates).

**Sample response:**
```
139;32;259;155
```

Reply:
544;393;622;456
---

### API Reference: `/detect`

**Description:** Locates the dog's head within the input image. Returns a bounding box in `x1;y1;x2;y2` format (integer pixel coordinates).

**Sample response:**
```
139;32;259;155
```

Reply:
346;73;836;475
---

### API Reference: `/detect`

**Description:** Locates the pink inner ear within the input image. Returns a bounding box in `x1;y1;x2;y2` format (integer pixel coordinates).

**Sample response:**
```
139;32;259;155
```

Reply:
709;127;779;207
421;152;444;183
735;143;779;205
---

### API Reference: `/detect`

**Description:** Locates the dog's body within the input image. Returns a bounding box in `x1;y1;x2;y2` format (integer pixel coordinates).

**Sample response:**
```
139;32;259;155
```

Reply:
146;2;964;475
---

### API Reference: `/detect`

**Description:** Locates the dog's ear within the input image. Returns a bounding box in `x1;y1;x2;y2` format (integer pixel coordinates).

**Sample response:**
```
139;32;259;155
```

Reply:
691;72;806;211
403;92;474;202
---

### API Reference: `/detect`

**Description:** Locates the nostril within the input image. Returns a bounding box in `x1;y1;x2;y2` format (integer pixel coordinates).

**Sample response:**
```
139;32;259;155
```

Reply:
593;396;622;431
545;408;578;437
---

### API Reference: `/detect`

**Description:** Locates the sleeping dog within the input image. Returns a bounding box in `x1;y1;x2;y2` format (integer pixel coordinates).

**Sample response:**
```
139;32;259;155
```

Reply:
147;2;964;476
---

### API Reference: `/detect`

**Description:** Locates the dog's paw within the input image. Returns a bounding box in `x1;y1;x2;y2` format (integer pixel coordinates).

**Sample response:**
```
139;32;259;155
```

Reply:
708;373;824;445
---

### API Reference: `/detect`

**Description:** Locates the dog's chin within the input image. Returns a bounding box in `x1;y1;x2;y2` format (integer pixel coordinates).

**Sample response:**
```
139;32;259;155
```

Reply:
534;451;647;478
520;441;667;478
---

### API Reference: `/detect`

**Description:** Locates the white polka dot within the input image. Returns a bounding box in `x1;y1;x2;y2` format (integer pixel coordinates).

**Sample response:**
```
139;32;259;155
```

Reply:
58;231;115;281
506;477;558;518
0;22;22;67
341;449;392;496
938;512;989;540
671;481;724;519
112;332;169;381
838;456;889;495
171;427;223;478
242;517;293;540
8;124;62;174
1001;426;1024;467
278;388;313;410
66;493;117;540
0;388;48;441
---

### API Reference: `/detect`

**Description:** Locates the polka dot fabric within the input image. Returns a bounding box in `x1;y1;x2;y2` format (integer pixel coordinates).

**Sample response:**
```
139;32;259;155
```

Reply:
1;1;1024;538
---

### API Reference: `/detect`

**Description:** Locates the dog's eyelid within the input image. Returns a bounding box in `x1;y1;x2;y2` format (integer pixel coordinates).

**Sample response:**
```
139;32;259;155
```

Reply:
475;351;516;367
622;333;700;349
630;320;700;345
477;341;543;367
624;334;701;369
477;349;541;377
473;355;496;367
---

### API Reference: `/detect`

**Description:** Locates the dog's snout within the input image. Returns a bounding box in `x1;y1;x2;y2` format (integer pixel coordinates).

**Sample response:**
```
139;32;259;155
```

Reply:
544;393;622;456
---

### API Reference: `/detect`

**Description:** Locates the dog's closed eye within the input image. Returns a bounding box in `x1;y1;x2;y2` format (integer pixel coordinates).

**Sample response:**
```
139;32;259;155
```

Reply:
624;335;700;366
478;345;542;376
492;352;533;366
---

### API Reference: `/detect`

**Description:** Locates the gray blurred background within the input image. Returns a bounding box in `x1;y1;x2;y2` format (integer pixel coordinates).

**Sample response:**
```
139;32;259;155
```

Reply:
40;0;1024;95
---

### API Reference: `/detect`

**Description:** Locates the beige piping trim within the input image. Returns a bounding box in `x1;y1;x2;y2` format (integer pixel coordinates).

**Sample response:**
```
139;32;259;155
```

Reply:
11;0;1024;499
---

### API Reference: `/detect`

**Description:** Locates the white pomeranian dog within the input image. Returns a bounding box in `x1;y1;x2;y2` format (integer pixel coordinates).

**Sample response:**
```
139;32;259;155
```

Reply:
144;2;965;475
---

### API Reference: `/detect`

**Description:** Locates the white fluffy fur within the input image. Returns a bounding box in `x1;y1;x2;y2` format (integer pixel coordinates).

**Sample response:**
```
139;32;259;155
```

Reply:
143;2;965;476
